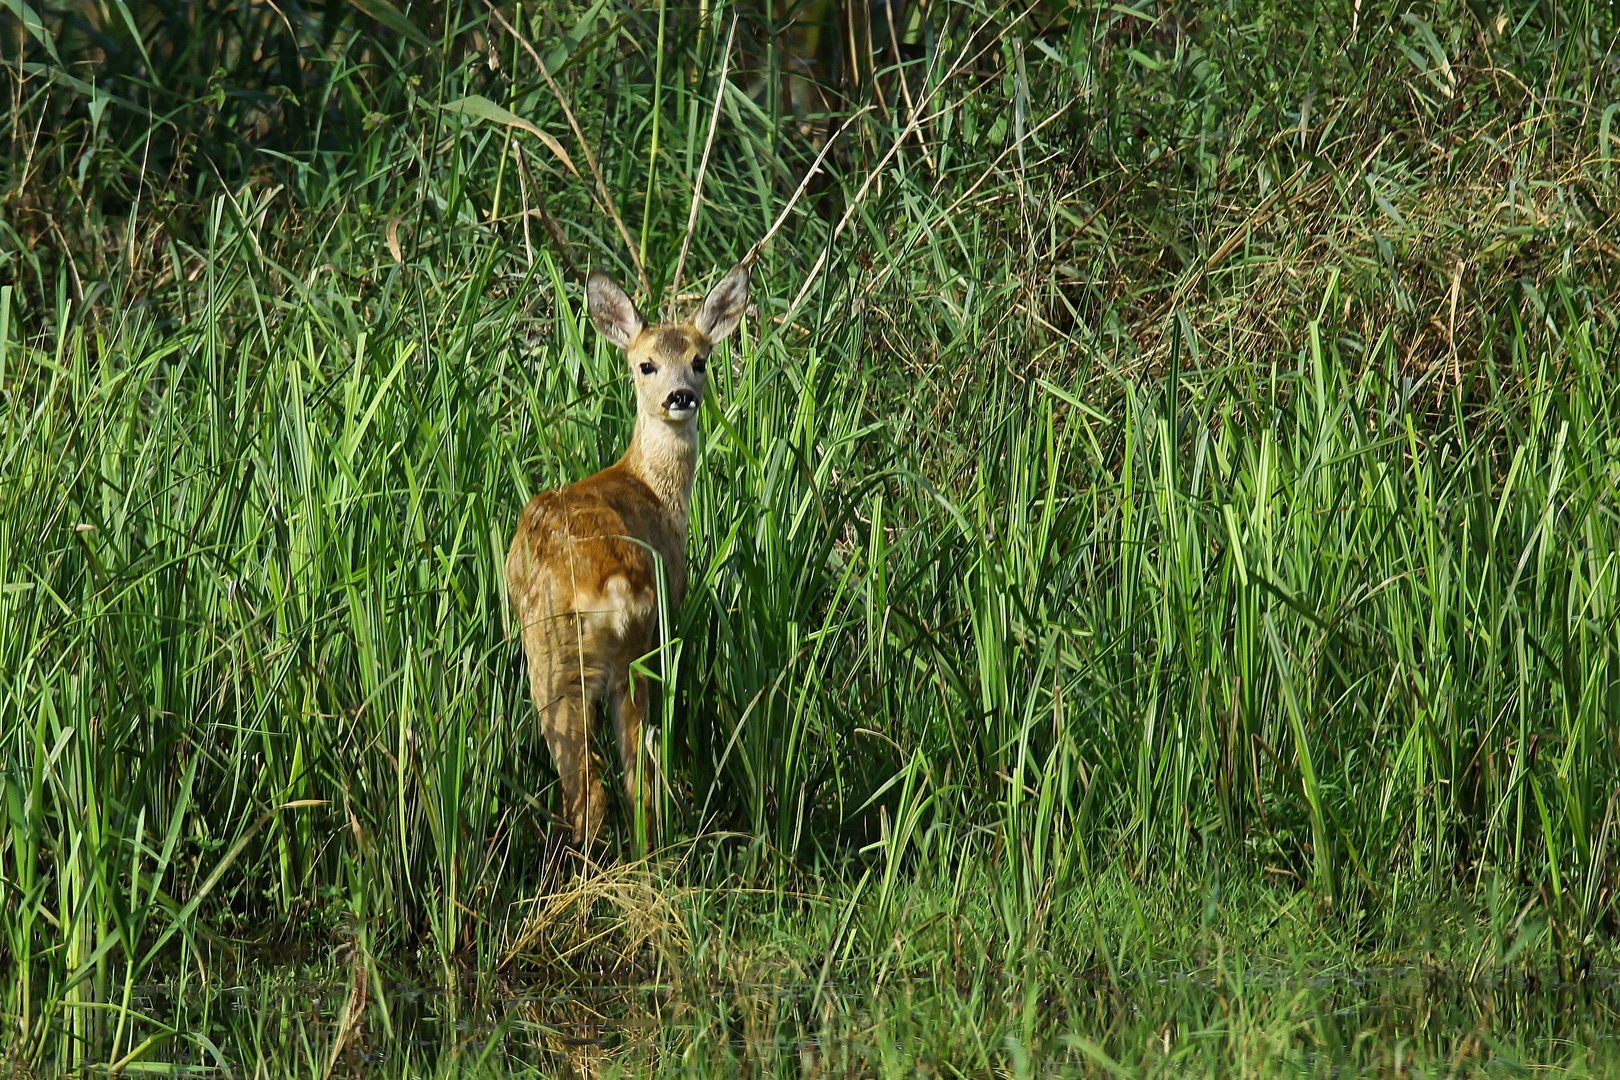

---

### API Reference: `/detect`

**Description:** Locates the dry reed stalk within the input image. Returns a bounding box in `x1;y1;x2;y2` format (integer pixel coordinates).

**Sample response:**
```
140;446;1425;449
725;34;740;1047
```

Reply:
481;0;651;300
667;14;737;318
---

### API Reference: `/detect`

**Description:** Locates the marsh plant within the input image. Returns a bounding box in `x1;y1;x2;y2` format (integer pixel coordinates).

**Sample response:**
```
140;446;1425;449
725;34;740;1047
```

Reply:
2;0;1619;1072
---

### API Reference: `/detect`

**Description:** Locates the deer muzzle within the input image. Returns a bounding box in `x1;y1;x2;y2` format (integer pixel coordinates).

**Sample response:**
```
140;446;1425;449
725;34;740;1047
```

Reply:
663;389;699;420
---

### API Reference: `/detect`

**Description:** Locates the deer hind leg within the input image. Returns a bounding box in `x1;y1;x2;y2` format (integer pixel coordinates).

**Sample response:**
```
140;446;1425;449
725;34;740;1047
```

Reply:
526;644;608;849
610;668;656;843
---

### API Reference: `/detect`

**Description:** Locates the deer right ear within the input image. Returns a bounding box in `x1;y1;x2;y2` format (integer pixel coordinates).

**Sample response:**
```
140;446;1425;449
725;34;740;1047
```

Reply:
587;270;644;349
693;264;750;343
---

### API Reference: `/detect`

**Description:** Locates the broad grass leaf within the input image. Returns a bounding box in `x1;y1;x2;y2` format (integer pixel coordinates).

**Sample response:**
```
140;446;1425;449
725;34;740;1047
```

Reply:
2;0;60;63
1400;13;1455;96
441;95;581;180
349;0;432;47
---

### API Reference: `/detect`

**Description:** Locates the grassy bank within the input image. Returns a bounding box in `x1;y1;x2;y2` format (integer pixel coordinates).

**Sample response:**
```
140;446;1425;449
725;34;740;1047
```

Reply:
4;0;1620;1071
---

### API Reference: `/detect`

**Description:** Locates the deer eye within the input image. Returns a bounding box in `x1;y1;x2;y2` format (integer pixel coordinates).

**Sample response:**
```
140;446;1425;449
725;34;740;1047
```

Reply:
692;356;707;374
639;362;657;375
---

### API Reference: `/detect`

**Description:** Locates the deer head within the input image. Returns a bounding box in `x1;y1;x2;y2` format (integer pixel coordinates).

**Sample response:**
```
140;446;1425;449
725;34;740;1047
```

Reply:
586;265;750;424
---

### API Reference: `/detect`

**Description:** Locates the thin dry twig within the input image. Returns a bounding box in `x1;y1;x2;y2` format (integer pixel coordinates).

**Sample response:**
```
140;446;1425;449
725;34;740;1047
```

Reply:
532;177;583;280
512;142;534;268
769;8;1045;333
1447;258;1465;385
884;0;934;173
777;95;1069;336
742;105;874;269
482;0;650;299
668;14;737;320
319;946;368;1080
1144;161;1312;324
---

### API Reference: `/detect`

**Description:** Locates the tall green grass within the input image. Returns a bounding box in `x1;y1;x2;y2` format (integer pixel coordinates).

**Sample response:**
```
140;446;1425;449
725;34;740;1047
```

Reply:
3;0;1620;1067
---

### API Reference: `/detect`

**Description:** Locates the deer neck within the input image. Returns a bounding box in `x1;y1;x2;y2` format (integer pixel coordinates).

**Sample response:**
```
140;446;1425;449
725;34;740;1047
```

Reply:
620;413;699;535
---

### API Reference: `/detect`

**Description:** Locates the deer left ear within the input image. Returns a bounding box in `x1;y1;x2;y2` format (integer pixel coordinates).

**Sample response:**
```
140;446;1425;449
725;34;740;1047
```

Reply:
693;264;750;344
587;270;644;349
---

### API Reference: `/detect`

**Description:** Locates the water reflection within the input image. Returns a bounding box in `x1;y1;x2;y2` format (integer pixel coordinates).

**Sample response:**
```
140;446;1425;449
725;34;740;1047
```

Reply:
37;960;1620;1077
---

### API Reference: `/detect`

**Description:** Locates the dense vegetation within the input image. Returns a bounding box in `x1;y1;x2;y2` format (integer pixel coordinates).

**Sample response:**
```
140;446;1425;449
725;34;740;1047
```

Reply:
3;0;1620;1072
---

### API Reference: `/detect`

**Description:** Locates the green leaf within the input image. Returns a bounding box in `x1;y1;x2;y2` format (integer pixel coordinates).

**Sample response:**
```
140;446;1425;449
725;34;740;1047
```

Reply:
1;0;60;63
544;0;610;74
440;95;580;180
1365;175;1408;229
349;0;431;47
1400;13;1455;95
1125;48;1164;71
439;94;541;138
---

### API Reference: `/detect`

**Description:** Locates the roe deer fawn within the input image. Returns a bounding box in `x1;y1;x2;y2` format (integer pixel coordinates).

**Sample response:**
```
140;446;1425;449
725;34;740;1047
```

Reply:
507;264;749;848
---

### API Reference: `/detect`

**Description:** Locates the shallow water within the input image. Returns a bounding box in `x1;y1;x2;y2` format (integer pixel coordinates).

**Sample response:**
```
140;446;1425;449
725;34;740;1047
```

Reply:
35;961;1620;1077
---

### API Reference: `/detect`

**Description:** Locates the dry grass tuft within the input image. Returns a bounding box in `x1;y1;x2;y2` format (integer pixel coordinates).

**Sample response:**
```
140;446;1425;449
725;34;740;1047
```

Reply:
500;854;690;974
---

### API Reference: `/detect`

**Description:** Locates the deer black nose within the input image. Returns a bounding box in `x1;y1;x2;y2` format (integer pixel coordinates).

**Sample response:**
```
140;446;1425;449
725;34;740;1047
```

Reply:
664;389;698;412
